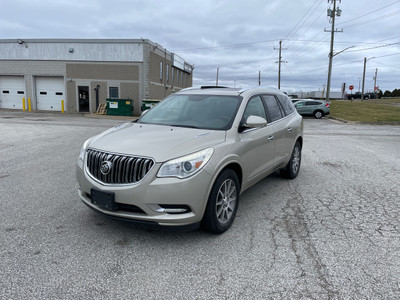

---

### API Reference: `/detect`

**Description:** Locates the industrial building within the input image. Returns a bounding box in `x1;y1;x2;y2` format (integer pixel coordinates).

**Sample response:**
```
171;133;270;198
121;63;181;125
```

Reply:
0;39;193;116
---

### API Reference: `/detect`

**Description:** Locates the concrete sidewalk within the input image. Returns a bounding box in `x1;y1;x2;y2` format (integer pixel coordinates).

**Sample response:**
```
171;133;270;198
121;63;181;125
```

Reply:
0;109;138;121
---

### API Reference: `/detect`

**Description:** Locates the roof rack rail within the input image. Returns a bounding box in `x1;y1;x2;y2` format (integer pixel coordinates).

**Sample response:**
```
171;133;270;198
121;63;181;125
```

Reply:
200;86;229;89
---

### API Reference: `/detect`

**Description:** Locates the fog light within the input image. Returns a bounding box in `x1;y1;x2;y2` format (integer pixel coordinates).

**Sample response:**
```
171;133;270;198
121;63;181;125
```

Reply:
147;204;191;214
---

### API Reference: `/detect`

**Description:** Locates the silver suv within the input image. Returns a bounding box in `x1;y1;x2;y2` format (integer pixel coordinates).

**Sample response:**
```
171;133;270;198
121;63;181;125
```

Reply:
76;87;303;233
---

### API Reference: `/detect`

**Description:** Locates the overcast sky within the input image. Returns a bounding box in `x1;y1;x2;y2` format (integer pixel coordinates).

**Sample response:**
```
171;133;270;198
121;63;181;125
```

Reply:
1;0;399;93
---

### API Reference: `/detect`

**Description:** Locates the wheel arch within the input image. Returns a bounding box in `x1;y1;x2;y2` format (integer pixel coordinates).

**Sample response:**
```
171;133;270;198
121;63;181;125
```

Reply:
296;136;303;148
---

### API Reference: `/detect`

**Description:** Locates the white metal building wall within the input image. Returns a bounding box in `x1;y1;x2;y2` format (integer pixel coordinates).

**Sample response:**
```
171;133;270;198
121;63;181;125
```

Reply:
0;75;26;109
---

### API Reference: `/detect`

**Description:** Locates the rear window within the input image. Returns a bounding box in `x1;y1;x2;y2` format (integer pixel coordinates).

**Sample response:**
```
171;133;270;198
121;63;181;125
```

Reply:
263;95;283;122
277;95;295;115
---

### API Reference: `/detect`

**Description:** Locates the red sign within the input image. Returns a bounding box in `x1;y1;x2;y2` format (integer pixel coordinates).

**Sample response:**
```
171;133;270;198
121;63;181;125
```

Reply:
349;85;354;90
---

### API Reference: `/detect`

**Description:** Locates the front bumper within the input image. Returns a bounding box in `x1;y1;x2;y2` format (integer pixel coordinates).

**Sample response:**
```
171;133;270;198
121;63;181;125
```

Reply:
76;161;213;227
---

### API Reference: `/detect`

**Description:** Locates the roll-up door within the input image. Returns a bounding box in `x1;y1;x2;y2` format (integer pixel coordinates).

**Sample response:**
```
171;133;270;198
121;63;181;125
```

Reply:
0;76;26;109
36;77;65;111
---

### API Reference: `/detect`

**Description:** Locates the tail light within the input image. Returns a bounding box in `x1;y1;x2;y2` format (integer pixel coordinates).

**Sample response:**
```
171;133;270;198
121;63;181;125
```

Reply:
325;103;330;107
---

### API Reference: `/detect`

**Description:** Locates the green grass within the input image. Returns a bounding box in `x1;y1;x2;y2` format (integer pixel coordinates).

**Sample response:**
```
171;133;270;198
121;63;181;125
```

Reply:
330;98;400;123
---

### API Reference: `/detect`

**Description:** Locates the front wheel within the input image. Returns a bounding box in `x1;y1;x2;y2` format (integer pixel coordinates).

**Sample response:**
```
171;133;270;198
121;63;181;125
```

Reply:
201;169;240;234
280;141;302;179
314;110;323;119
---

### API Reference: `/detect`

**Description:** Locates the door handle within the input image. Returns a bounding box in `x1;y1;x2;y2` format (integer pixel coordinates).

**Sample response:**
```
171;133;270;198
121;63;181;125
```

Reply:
268;136;275;142
287;127;293;132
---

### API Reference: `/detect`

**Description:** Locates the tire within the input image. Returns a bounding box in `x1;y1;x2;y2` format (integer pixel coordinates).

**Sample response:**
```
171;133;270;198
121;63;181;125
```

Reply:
280;141;302;179
201;169;240;234
314;110;323;119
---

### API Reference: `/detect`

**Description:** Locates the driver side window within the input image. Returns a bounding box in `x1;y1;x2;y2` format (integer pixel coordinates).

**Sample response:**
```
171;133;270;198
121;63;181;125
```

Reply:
242;96;267;123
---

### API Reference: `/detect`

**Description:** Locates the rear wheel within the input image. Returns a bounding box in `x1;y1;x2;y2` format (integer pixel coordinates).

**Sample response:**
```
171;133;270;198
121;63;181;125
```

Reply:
280;141;302;179
201;169;240;234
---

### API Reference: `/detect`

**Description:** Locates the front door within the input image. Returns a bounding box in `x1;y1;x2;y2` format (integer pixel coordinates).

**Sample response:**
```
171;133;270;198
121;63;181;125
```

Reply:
239;96;275;184
78;86;89;112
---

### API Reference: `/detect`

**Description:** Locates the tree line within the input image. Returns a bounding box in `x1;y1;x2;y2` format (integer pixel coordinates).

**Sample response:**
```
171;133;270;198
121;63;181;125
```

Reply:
378;89;400;98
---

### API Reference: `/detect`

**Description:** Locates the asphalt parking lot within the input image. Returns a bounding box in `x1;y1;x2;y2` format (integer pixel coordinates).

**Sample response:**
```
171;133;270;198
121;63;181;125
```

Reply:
1;110;399;299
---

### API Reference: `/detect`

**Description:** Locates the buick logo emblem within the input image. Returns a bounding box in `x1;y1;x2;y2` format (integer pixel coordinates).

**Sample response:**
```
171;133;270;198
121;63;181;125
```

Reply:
100;161;112;175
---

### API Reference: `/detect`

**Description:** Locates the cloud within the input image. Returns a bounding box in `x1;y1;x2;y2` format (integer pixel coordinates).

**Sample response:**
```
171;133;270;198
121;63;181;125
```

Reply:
0;0;399;92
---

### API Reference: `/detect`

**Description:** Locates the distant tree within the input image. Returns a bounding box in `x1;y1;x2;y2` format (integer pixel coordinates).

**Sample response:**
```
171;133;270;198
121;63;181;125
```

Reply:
383;90;392;97
392;89;400;97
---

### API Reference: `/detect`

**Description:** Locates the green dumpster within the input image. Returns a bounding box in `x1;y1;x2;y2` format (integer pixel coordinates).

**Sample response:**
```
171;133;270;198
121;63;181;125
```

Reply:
106;99;133;116
141;99;161;111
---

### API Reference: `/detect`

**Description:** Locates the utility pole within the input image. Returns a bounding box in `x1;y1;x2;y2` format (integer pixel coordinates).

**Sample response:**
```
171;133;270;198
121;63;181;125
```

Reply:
274;40;287;90
258;71;261;86
361;57;375;100
361;58;367;100
216;67;219;86
325;0;342;102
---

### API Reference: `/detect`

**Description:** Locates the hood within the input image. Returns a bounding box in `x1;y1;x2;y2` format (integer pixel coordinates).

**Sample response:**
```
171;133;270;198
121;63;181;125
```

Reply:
88;123;226;162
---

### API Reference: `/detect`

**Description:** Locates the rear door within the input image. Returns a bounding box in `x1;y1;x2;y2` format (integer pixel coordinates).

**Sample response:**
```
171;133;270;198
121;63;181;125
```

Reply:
263;95;292;167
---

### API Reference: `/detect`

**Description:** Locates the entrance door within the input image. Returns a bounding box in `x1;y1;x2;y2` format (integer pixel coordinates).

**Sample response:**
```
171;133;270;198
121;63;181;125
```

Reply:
78;86;89;112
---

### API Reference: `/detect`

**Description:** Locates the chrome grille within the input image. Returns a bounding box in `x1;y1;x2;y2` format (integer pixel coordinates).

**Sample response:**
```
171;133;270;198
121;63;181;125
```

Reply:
86;149;154;184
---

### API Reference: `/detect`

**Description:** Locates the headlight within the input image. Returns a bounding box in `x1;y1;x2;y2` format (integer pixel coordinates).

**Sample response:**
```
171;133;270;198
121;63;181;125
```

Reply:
157;148;214;179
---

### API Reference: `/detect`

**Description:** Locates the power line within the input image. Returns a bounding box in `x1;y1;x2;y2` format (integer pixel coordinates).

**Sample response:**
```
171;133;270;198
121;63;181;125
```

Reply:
338;10;400;29
337;0;400;25
346;42;400;53
171;39;278;52
284;0;323;42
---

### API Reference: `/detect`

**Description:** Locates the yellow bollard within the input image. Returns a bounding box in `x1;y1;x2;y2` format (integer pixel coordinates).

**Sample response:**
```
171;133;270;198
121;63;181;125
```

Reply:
28;98;32;111
22;98;26;111
61;100;64;113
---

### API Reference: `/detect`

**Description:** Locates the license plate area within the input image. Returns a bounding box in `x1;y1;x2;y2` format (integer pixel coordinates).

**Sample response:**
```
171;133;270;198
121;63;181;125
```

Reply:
91;189;118;210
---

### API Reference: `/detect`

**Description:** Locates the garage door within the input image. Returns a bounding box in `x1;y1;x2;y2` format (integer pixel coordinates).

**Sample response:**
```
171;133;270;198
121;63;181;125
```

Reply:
36;77;65;111
0;76;26;109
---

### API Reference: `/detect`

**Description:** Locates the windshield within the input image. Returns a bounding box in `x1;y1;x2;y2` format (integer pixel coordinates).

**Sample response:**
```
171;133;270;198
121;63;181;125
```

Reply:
138;94;242;130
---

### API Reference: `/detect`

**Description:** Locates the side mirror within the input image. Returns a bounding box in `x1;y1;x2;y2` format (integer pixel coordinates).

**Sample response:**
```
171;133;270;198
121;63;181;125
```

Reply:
245;115;268;128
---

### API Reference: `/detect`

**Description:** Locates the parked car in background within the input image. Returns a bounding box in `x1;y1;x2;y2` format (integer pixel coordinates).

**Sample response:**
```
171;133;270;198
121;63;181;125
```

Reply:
294;99;330;119
346;92;376;100
76;86;303;234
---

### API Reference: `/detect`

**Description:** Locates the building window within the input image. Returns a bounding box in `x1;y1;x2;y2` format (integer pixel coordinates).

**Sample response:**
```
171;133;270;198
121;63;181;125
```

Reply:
177;70;179;84
166;64;169;82
109;87;119;98
172;68;175;84
160;61;163;81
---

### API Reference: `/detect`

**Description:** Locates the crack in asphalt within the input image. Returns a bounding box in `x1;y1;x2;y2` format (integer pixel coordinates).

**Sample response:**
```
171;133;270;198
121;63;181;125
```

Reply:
282;182;339;298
